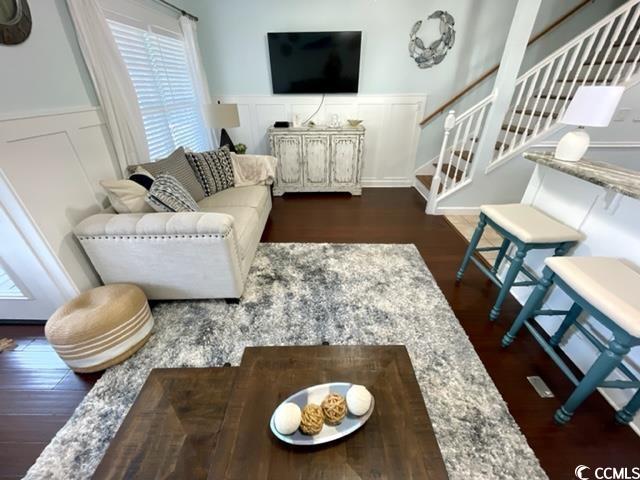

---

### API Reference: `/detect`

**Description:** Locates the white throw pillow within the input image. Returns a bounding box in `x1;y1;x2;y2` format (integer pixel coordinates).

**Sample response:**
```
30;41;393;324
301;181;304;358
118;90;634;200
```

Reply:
100;179;154;214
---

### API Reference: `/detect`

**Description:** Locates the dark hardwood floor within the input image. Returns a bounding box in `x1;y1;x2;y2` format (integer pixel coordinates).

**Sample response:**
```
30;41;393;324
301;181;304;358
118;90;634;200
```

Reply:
0;188;638;479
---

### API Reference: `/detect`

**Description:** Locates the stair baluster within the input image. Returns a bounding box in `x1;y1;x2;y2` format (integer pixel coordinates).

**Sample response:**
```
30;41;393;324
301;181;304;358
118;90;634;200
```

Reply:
421;0;640;214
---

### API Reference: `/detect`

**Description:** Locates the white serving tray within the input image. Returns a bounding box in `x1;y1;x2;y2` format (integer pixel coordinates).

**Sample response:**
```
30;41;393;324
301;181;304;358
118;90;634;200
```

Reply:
270;382;375;446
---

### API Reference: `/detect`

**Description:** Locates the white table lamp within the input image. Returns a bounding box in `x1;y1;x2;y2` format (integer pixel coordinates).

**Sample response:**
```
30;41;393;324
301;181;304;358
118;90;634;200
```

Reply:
206;102;240;151
555;85;625;162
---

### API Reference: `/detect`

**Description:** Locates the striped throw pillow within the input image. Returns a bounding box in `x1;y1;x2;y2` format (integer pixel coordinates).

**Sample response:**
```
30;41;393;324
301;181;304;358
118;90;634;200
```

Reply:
185;146;235;197
130;147;206;202
145;174;200;213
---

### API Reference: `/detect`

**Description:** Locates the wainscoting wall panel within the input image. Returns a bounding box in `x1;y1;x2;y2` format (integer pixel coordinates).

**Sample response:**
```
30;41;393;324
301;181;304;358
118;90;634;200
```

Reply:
0;108;120;299
216;95;427;187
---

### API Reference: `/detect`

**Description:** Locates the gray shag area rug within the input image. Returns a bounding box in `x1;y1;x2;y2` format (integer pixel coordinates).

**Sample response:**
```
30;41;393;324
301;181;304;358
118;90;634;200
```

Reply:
25;243;547;479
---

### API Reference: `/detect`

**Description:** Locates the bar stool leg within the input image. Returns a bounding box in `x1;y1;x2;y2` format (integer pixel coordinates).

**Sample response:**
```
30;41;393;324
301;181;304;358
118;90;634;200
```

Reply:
489;245;527;321
502;267;555;347
493;238;510;273
456;214;487;282
549;303;583;347
555;339;631;424
615;388;640;424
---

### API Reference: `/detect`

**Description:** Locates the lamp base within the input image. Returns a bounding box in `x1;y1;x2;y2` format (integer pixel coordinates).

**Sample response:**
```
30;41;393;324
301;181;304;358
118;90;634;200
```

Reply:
219;128;237;153
555;129;590;162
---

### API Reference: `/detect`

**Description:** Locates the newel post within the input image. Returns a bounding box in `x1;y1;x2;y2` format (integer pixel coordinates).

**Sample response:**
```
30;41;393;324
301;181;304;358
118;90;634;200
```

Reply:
427;110;455;214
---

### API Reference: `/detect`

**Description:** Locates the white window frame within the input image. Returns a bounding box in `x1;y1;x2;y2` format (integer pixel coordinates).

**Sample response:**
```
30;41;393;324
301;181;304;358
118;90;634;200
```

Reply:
103;6;211;160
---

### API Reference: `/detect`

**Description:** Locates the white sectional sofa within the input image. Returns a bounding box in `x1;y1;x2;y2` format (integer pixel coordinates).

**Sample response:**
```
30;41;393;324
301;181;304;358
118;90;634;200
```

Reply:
74;185;271;300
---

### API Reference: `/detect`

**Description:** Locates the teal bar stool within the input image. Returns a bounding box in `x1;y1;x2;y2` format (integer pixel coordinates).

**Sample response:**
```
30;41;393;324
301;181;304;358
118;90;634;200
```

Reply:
502;257;640;424
456;204;583;321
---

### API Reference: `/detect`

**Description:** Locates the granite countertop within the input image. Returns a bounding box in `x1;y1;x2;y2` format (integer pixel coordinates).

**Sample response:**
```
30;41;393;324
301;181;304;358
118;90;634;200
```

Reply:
524;151;640;200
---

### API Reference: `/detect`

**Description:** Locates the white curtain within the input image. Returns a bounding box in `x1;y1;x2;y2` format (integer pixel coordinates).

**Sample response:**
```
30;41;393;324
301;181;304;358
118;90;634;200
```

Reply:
66;0;150;174
180;16;216;149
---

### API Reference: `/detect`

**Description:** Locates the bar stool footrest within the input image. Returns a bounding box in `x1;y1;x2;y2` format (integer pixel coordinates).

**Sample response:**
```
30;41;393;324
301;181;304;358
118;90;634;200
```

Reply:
470;256;502;288
476;246;502;252
572;322;639;383
533;309;571;316
524;321;581;386
600;380;640;389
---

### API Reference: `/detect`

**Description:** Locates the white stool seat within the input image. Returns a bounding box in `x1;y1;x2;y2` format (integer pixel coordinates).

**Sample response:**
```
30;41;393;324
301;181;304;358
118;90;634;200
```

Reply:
480;204;584;244
545;257;640;337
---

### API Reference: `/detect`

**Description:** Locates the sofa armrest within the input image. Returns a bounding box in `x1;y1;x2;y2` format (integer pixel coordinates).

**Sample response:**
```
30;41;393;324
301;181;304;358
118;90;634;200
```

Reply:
73;212;246;299
74;211;234;238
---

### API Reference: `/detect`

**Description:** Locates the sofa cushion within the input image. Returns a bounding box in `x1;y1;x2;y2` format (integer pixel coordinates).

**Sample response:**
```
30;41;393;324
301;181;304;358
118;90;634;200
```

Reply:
203;206;259;260
146;174;200;213
130;147;206;202
197;186;270;212
185;146;235;196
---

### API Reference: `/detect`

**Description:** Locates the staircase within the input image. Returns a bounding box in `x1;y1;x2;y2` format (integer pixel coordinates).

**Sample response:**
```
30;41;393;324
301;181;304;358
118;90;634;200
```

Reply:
419;0;640;214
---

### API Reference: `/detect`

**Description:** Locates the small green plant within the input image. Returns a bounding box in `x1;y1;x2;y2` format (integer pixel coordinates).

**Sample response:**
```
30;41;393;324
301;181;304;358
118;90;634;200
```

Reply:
235;143;247;154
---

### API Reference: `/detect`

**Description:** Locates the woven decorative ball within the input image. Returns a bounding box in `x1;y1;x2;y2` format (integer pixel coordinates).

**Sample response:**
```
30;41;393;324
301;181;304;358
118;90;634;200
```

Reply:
321;393;347;425
300;404;324;435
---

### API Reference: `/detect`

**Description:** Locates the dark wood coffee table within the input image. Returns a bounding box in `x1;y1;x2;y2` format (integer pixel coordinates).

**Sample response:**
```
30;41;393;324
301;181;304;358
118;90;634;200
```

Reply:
94;346;448;479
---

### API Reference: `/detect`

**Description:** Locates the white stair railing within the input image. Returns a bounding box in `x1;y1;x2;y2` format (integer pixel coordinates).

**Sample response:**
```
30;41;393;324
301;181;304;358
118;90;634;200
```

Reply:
427;96;493;213
426;0;640;212
492;0;640;170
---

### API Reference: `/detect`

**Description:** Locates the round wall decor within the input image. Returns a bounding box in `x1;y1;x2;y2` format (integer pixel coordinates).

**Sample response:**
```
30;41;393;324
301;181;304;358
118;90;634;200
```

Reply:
408;10;455;69
0;0;32;45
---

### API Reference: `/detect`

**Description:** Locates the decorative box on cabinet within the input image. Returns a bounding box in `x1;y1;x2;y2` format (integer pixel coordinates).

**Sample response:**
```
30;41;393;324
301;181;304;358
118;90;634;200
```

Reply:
268;126;365;196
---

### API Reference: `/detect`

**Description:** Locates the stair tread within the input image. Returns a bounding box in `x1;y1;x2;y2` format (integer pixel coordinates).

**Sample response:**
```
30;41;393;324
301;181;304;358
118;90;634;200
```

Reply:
453;150;473;162
417;175;443;194
432;150;473;168
443;165;466;182
513;109;558;118
495;141;509;151
501;124;533;135
558;78;613;84
613;37;640;48
538;93;572;101
584;58;627;66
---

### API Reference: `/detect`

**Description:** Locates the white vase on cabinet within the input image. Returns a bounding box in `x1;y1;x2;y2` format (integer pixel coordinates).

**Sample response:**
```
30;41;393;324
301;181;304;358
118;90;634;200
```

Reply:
268;125;364;196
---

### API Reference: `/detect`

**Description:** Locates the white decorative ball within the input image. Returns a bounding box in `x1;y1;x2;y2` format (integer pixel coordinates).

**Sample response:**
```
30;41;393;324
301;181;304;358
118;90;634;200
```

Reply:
274;402;302;435
346;385;372;416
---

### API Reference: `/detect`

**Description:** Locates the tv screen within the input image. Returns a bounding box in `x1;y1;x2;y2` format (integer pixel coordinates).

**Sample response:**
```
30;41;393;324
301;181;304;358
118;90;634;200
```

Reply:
267;31;362;94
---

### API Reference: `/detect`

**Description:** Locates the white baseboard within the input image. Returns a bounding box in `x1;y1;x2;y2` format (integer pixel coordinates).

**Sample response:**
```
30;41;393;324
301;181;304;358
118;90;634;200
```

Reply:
435;206;481;215
362;178;414;187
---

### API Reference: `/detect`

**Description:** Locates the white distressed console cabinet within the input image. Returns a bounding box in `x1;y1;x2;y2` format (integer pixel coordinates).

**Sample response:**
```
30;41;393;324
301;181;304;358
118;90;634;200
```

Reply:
268;125;365;196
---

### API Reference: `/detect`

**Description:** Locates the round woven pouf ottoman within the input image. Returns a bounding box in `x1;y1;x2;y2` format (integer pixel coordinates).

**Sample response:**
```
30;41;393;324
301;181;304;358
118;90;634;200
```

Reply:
45;284;153;373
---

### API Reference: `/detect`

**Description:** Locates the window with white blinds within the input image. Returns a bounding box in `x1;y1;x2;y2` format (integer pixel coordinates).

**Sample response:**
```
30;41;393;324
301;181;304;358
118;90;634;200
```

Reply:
107;19;209;160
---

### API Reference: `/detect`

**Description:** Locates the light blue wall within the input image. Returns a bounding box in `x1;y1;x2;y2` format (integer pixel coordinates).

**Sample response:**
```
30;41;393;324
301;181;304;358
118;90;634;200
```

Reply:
186;0;522;96
185;0;626;170
0;0;97;116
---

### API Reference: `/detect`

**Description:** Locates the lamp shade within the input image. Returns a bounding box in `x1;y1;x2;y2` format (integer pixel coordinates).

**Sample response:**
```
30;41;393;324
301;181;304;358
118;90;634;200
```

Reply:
206;103;240;128
560;85;625;127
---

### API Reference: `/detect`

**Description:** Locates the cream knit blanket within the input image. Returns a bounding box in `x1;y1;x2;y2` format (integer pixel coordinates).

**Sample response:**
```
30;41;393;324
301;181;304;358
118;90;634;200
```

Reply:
231;153;278;187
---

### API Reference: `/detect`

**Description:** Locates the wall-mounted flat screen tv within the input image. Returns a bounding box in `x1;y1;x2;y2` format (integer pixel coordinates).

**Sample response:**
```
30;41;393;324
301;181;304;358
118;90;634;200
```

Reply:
267;31;362;94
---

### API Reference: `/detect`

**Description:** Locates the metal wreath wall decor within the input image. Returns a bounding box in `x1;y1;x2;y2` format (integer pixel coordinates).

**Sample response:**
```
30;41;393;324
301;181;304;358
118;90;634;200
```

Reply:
408;10;455;69
0;0;32;45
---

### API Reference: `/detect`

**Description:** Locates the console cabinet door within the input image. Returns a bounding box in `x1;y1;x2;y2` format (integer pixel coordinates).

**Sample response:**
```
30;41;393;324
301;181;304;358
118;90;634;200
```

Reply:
272;135;303;187
303;135;329;186
331;135;359;186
